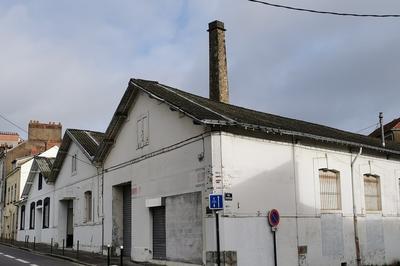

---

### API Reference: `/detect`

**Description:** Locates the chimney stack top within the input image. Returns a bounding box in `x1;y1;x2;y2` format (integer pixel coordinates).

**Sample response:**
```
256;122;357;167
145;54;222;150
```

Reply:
208;20;226;32
208;20;229;104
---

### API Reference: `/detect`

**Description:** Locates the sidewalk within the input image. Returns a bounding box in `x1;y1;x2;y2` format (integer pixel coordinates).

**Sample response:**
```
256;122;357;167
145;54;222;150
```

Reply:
0;239;158;266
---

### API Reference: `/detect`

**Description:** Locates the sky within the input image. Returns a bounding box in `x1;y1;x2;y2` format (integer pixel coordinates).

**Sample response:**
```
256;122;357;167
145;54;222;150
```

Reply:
0;0;399;139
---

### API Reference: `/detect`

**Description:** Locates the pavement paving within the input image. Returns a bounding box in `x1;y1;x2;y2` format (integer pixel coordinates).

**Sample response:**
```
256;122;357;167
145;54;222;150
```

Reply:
0;240;156;266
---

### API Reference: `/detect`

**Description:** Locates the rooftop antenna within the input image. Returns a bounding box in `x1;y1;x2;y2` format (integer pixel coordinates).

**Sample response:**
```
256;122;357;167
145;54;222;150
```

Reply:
379;112;385;147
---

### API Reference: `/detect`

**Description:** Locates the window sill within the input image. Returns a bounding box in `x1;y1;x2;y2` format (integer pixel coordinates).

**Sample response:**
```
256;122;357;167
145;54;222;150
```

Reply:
365;211;382;215
320;209;342;214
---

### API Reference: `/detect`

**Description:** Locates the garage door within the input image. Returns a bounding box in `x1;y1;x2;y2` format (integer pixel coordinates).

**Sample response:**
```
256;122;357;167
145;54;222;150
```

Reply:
152;206;166;260
123;185;132;255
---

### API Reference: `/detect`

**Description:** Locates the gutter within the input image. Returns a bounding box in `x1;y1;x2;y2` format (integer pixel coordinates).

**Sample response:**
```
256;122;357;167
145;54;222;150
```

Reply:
351;147;362;266
202;120;400;156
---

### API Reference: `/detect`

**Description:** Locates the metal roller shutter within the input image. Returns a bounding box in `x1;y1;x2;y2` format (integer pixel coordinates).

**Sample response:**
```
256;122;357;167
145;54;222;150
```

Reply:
123;185;132;255
152;206;166;260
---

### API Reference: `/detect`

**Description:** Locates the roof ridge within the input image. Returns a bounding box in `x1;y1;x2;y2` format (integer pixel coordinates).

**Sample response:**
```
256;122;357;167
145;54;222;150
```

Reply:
67;128;104;134
158;82;383;141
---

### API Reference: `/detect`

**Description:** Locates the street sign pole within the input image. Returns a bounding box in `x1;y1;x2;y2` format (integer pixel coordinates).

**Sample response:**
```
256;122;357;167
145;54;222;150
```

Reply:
272;227;277;266
215;210;221;266
268;209;280;266
209;194;223;266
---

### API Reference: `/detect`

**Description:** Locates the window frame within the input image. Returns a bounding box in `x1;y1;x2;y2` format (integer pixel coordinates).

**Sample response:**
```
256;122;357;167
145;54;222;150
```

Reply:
319;169;342;211
363;174;382;212
43;197;50;229
20;205;25;230
29;202;35;229
71;154;77;175
84;191;93;223
137;113;149;149
38;173;43;190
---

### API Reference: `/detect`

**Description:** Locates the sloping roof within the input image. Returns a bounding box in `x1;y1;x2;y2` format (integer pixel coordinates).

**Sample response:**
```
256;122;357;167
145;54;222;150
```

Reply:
21;156;55;198
369;118;400;137
35;157;55;178
94;78;400;162
49;129;104;182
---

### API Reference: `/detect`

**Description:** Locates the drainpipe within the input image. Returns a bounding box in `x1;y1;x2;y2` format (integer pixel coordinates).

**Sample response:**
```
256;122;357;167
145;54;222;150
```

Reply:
101;165;105;252
379;112;385;147
351;147;362;266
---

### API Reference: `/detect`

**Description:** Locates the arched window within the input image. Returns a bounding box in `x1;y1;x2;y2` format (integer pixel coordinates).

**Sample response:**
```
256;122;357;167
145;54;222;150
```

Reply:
319;169;341;210
29;202;35;229
43;197;50;228
84;191;92;222
20;205;25;230
364;174;381;211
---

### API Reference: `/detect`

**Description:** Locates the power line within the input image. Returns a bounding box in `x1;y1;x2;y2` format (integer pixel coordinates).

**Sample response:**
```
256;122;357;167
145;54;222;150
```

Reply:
0;112;93;166
248;0;400;18
356;123;379;133
0;114;29;138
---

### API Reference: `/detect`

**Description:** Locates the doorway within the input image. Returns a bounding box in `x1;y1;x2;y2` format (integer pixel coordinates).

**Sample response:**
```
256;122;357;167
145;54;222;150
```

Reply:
66;200;73;247
112;182;131;256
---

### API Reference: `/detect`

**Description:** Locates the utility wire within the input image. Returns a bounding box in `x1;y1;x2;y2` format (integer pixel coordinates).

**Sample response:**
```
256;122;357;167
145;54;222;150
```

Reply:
356;123;379;133
248;0;400;18
0;114;29;138
0;112;93;166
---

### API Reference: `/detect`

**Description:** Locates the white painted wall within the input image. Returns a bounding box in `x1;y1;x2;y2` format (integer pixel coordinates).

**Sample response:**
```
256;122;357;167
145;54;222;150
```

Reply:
17;169;56;243
206;131;400;266
17;143;102;253
103;91;209;264
53;141;102;252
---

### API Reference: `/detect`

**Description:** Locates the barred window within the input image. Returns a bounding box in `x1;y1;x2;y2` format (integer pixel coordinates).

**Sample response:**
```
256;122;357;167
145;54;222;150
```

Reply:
364;174;381;211
319;169;341;210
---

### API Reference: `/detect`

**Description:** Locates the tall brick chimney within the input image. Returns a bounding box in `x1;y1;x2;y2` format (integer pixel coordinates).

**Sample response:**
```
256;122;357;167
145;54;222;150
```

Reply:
208;20;229;103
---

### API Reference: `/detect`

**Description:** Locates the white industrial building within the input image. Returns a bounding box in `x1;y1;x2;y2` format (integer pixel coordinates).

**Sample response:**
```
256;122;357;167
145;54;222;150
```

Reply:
90;77;400;266
12;20;400;265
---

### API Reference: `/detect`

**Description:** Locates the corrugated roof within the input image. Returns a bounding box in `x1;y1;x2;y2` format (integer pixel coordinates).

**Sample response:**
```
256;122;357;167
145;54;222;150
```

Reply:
35;157;55;178
49;129;104;182
68;129;104;157
21;156;55;198
94;78;400;162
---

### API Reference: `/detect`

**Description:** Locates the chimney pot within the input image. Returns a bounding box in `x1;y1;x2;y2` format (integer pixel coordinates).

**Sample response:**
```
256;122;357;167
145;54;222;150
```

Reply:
208;20;229;104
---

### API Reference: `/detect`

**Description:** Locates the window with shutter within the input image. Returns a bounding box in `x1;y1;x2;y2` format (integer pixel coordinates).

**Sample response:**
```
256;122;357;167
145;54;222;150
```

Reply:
319;169;341;210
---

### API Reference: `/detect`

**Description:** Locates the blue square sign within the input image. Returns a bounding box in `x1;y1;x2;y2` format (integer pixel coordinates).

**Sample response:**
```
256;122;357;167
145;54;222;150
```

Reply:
209;194;223;210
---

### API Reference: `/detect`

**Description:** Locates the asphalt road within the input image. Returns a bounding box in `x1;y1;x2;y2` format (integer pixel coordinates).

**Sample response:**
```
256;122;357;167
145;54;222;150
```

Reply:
0;244;79;266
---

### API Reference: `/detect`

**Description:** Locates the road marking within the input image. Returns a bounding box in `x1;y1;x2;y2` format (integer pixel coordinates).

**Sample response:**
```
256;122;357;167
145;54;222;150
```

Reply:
4;254;15;258
0;252;3;254
30;264;39;266
16;258;30;263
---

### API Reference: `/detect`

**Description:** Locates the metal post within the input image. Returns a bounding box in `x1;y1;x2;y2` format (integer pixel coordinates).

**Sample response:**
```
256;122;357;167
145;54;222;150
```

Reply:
120;246;123;266
215;211;221;266
77;240;79;259
33;236;35;250
273;230;277;266
62;239;65;255
379;112;385;147
107;245;111;266
26;236;29;248
51;238;53;254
